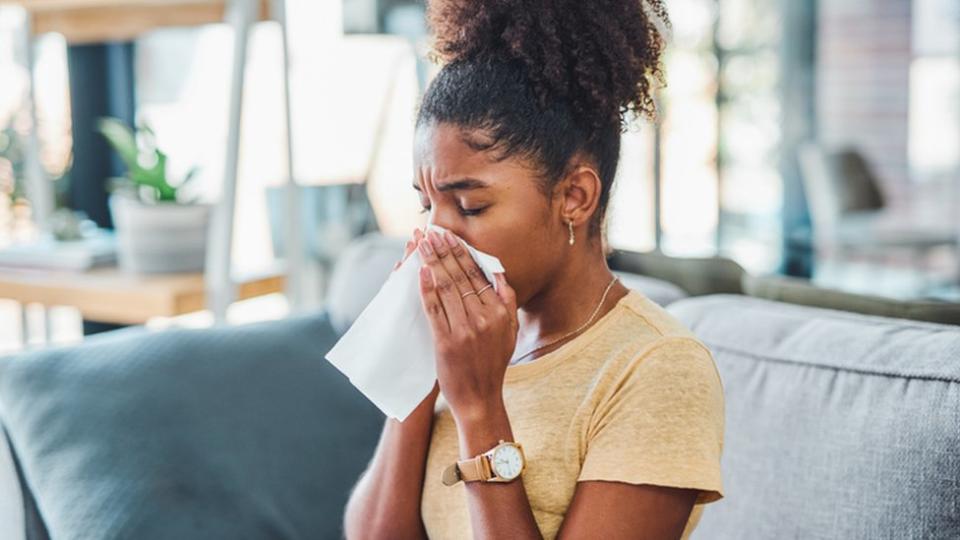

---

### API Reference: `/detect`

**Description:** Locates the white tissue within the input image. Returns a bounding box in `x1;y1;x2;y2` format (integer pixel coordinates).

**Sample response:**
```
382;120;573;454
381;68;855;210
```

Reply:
325;224;505;421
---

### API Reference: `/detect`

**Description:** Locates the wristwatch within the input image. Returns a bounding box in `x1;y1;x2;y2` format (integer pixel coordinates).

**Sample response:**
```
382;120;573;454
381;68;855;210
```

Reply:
441;440;526;486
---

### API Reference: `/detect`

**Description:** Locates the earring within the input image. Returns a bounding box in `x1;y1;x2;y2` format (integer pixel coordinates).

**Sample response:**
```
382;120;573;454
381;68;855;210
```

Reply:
567;220;575;246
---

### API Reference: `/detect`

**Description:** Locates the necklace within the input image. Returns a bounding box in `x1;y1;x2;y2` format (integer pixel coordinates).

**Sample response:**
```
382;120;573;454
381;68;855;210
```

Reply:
510;275;621;365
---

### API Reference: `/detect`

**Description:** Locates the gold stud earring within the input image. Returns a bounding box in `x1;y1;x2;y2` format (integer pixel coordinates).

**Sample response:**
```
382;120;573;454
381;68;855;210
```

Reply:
567;220;575;246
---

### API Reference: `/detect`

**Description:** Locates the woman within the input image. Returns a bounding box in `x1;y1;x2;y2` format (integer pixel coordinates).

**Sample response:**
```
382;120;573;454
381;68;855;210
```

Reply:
344;0;724;538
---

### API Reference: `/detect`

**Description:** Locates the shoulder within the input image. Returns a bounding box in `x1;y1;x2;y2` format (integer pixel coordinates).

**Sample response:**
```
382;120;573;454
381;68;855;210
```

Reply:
618;289;702;342
602;291;716;375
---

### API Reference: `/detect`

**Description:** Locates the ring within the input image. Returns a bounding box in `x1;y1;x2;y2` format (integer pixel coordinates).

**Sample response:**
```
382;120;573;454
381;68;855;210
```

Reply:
460;290;478;298
476;284;493;295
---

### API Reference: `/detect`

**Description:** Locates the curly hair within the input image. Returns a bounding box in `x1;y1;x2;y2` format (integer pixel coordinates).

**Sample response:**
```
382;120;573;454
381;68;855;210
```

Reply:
416;0;670;238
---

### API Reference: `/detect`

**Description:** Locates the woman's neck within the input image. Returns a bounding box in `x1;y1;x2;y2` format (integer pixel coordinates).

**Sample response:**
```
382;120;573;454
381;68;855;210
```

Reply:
512;242;630;364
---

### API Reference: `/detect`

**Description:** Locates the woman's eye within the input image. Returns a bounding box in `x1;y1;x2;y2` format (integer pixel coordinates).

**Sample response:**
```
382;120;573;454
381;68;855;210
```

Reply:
417;204;487;217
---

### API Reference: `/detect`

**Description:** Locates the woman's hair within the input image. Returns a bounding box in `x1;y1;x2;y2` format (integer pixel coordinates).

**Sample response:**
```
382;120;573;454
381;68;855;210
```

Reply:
417;0;670;238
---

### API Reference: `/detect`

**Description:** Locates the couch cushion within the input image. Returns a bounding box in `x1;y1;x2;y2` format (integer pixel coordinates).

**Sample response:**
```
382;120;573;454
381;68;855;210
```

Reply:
668;295;960;539
0;312;384;540
326;233;405;333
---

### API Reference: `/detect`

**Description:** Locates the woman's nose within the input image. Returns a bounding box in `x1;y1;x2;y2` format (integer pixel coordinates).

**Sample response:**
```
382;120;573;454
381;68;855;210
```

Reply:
426;217;461;238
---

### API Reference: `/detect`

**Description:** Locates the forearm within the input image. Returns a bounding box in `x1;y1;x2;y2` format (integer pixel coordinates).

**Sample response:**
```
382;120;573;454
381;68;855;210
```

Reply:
344;385;439;540
456;402;543;540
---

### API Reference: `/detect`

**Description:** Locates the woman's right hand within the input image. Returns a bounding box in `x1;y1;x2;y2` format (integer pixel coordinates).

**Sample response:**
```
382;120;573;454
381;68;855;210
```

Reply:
393;228;425;271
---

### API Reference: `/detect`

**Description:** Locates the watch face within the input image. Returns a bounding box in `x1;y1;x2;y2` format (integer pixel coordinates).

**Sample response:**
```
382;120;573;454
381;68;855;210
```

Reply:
492;444;524;480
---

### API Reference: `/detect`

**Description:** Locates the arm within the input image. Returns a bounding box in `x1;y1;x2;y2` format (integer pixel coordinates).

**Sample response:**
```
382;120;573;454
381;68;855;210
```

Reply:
559;337;723;539
558;482;698;539
343;382;440;540
455;402;542;539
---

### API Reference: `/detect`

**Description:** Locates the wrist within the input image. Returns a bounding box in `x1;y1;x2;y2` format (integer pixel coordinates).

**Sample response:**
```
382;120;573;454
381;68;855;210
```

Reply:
451;397;506;428
453;400;514;458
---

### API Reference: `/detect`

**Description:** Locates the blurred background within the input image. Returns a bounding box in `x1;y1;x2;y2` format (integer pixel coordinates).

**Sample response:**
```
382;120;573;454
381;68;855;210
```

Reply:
0;0;958;351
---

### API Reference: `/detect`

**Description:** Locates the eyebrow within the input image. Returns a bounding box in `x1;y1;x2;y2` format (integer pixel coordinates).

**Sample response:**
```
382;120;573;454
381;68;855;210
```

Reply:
412;178;490;193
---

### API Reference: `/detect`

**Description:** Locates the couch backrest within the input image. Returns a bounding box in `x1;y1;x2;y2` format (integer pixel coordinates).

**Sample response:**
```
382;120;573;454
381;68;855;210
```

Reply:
0;312;385;540
608;249;745;297
743;273;960;326
668;295;960;539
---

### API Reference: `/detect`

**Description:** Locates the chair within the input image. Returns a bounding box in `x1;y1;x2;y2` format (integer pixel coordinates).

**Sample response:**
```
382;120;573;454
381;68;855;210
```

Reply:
796;141;958;263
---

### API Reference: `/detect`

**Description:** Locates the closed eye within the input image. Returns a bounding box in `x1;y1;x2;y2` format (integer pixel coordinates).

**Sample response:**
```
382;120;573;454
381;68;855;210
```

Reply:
418;204;487;217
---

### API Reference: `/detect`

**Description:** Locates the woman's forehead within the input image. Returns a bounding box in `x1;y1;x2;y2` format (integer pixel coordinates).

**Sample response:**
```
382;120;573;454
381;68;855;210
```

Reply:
416;124;486;165
415;125;502;184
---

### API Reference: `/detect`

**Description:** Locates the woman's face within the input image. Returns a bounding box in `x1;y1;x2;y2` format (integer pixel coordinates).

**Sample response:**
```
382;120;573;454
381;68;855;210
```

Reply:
413;122;566;305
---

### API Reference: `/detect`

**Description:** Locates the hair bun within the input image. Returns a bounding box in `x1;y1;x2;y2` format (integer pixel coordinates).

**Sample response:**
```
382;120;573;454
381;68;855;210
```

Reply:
427;0;671;131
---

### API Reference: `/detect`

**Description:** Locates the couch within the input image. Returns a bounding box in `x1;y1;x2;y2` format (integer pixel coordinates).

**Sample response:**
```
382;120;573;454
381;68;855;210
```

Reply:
1;233;958;539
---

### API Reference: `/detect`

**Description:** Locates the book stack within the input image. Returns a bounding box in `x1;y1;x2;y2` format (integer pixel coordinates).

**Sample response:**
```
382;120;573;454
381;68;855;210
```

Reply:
0;230;117;272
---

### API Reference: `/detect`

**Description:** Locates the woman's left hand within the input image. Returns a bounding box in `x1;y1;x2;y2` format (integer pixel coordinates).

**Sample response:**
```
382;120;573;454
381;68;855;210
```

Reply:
417;229;518;423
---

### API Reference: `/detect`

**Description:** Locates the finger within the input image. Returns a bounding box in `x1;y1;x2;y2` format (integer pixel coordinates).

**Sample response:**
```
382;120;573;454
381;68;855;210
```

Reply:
442;230;494;306
418;237;470;330
428;230;476;295
426;230;481;318
419;266;450;334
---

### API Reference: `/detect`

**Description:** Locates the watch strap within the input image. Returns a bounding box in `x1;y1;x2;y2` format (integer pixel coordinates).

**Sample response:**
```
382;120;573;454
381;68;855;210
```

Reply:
458;454;493;482
441;454;491;486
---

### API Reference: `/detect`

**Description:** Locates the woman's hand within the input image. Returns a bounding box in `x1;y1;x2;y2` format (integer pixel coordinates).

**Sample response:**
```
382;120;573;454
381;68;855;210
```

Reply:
416;229;519;424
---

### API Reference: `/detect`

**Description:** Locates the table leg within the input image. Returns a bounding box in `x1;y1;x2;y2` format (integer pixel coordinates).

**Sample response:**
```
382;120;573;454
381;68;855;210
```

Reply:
19;302;29;348
205;0;257;324
42;306;52;344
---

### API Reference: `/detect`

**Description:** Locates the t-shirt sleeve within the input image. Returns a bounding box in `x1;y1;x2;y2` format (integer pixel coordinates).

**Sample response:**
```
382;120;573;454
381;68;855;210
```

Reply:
577;336;725;505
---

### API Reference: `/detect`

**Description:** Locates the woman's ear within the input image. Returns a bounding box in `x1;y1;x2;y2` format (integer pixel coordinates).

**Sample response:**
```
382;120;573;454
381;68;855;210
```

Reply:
559;164;602;226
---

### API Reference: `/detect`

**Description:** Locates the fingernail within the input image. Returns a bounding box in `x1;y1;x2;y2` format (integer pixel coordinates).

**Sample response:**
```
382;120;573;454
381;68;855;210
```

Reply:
444;230;458;247
419;239;433;256
429;231;444;250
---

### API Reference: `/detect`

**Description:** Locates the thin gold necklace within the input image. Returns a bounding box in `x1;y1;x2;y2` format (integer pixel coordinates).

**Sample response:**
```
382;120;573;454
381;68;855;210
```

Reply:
510;276;620;365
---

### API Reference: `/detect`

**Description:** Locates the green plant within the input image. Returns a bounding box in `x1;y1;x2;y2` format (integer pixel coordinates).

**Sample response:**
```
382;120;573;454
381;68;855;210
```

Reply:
97;117;197;203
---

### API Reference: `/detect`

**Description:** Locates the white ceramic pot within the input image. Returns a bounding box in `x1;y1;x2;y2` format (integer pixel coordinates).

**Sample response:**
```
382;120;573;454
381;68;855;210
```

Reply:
108;194;211;274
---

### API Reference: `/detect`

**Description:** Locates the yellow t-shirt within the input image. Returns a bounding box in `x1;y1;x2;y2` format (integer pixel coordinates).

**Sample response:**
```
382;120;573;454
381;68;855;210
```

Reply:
420;289;725;539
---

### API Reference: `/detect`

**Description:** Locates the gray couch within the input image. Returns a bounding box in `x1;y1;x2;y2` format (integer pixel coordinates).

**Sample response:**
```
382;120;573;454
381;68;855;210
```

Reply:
1;234;958;539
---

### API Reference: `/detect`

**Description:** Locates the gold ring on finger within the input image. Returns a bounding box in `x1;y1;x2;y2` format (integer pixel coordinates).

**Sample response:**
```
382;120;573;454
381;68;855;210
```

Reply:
460;290;478;299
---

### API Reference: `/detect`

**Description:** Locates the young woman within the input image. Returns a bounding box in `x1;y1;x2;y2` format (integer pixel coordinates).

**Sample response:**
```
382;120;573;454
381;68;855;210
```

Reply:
344;1;724;538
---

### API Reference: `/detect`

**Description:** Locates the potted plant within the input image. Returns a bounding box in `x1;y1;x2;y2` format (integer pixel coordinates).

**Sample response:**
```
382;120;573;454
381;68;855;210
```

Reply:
98;117;209;273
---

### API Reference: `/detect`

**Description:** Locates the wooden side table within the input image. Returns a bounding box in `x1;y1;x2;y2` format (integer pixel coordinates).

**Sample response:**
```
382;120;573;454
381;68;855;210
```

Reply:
1;263;285;347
